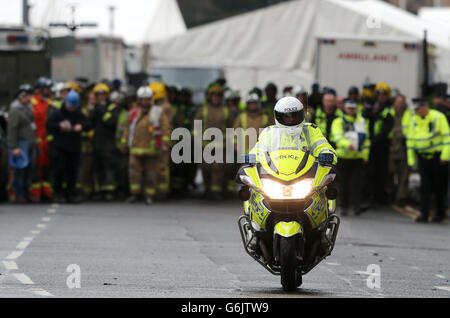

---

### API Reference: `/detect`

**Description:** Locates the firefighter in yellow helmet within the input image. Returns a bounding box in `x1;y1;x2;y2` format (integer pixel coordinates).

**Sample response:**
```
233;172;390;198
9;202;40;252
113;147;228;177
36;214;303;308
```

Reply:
148;82;173;200
89;83;120;201
66;81;82;94
193;84;233;200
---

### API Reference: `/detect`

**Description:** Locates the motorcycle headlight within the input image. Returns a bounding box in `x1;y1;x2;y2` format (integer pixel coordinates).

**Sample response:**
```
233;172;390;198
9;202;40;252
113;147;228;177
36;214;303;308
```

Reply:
261;178;314;200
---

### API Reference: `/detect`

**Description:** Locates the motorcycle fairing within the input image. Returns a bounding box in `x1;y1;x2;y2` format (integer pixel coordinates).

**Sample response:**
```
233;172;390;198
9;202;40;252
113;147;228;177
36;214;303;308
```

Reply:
274;221;303;238
259;149;316;182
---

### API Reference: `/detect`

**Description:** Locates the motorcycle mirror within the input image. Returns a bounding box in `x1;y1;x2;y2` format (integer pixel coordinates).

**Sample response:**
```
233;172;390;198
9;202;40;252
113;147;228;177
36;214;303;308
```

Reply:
241;154;257;164
238;186;251;201
240;175;255;188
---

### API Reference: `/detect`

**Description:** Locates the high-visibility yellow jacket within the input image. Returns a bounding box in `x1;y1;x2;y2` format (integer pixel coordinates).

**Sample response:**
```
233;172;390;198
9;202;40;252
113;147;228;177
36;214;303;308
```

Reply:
313;107;342;140
250;123;338;165
406;109;450;166
330;114;370;161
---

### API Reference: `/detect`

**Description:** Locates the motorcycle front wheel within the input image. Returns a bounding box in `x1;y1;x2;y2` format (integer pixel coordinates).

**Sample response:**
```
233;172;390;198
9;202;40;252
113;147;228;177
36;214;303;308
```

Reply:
280;236;301;292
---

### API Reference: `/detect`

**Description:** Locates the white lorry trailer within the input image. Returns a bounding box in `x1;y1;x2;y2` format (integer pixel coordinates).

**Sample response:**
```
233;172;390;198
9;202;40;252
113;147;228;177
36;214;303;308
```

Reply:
51;35;126;83
315;34;427;100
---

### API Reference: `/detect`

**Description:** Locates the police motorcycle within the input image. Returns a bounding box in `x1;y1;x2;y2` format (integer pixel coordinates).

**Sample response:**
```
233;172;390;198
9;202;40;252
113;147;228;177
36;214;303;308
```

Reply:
236;127;340;292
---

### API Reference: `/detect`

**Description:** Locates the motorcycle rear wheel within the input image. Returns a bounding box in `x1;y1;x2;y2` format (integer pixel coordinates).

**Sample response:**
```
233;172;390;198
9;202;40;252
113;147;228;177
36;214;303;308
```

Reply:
280;236;300;292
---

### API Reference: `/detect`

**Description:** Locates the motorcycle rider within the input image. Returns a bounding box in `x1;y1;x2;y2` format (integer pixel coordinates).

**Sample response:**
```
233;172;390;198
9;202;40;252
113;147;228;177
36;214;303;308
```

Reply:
251;97;337;166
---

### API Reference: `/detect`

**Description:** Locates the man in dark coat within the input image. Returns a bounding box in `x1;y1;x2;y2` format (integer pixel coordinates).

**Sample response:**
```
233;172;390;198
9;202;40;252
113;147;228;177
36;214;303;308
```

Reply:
46;91;90;203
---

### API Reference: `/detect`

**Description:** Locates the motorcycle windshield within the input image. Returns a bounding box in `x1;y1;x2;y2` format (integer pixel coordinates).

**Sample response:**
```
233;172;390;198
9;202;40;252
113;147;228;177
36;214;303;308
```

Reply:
253;127;317;182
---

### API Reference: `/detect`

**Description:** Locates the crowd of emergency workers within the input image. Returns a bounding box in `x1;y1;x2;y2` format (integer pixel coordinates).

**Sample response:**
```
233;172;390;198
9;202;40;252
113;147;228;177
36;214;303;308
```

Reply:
1;77;449;223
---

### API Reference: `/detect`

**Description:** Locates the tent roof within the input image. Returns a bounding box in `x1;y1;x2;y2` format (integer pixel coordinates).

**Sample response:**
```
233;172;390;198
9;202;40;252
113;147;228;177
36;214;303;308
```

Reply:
418;7;450;38
0;0;186;45
337;0;450;49
151;0;450;72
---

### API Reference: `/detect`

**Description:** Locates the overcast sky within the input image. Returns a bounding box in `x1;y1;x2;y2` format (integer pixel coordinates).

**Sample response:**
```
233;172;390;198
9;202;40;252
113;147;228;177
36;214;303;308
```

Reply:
0;0;186;44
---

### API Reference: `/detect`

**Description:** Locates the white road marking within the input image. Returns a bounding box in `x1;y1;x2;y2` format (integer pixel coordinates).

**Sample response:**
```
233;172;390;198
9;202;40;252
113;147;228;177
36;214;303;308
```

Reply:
435;286;450;292
410;266;420;270
5;251;23;260
13;273;34;285
30;288;53;297
51;204;59;208
389;257;396;261
355;270;380;276
16;241;30;249
2;261;18;270
3;208;58;297
326;262;341;266
436;274;446;279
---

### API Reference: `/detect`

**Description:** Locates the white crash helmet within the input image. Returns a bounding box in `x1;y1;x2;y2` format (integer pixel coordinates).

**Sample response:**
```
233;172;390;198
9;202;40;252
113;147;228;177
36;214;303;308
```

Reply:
274;97;305;129
137;86;153;99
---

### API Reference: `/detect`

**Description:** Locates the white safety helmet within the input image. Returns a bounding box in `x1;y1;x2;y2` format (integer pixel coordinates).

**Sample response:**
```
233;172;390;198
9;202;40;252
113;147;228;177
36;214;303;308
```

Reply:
110;91;125;103
293;85;307;97
53;82;71;98
274;97;305;129
246;93;260;104
137;86;153;99
225;89;241;101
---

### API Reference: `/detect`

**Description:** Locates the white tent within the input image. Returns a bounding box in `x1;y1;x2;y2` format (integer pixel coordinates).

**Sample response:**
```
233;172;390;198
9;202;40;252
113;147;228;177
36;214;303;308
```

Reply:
150;0;450;95
0;0;186;45
418;7;450;36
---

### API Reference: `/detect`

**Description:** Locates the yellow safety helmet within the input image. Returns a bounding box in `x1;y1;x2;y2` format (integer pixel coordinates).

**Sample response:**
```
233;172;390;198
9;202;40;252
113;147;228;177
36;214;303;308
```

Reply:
66;81;81;94
375;82;391;97
208;84;224;96
361;88;375;101
93;83;110;95
148;82;167;101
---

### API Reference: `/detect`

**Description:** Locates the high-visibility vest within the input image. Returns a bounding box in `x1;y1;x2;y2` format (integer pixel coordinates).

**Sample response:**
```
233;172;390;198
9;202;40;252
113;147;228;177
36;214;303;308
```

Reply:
250;124;338;165
407;109;450;166
330;114;370;160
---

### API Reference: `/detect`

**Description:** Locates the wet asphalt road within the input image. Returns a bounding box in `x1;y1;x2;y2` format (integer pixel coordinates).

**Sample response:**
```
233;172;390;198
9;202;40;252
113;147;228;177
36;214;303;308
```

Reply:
0;200;449;298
